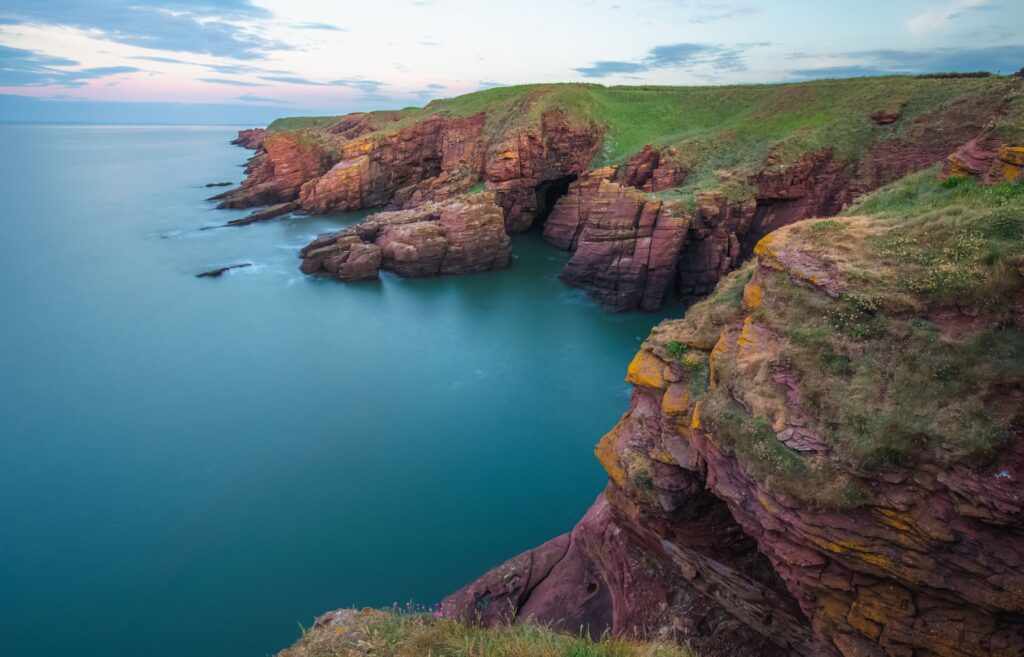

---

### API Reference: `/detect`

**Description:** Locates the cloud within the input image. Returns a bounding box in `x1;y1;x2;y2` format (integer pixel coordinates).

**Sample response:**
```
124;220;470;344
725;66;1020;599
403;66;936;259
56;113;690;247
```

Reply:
290;22;346;31
788;65;908;80
410;84;448;101
130;55;192;65
907;0;988;32
199;77;264;87
0;45;140;86
0;0;277;59
790;45;1024;79
257;75;385;93
0;44;78;86
259;75;320;85
478;80;506;89
574;61;649;78
331;78;386;92
574;42;749;78
236;94;289;104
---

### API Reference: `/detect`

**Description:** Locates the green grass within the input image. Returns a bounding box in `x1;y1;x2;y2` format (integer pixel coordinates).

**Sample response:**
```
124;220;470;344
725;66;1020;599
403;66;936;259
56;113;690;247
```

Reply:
279;610;696;657
268;115;346;131
264;76;1023;203
769;171;1022;469
666;167;1023;507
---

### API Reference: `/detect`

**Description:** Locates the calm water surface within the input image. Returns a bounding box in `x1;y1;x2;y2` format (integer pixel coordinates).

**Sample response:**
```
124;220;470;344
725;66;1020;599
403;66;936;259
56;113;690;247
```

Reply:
0;125;682;657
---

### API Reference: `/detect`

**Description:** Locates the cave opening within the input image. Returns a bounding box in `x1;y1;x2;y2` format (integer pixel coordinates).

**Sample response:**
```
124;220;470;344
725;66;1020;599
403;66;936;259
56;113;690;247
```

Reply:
530;175;577;232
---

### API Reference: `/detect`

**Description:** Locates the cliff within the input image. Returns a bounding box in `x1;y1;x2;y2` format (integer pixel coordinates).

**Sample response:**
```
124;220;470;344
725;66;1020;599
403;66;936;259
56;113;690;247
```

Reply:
222;77;1024;311
233;78;1024;657
443;167;1024;657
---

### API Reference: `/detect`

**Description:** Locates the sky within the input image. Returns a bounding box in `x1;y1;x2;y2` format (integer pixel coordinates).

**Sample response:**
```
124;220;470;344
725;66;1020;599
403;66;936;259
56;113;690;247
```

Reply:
0;0;1022;124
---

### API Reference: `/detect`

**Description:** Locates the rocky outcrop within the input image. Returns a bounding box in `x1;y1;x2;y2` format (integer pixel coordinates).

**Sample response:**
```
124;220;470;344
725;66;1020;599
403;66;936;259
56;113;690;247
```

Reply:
218;80;1019;309
616;145;688;191
447;215;1024;657
550;99;1010;310
298;116;451;214
226;201;298;227
944;138;1024;182
220;111;601;234
196;263;251;277
216;131;336;209
483;111;602;233
443;493;799;657
299;193;511;280
870;109;901;125
543;149;851;307
543;168;690;310
231;128;266;149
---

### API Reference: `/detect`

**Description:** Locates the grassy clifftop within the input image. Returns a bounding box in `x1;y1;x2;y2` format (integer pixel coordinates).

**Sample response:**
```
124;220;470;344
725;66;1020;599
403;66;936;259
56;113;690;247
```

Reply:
651;166;1023;509
268;77;1024;196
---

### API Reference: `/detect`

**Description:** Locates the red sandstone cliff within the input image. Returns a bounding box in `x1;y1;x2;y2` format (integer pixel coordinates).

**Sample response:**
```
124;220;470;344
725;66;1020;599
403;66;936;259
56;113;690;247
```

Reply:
223;81;1016;308
443;207;1024;657
222;83;1024;657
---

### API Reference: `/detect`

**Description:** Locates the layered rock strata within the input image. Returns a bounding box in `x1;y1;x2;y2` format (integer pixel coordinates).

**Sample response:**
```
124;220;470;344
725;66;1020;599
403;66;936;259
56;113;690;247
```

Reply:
299;193;511;281
222;83;1017;309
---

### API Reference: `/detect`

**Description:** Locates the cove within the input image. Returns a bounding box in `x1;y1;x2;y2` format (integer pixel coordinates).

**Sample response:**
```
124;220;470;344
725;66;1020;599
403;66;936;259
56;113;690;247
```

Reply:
0;125;683;657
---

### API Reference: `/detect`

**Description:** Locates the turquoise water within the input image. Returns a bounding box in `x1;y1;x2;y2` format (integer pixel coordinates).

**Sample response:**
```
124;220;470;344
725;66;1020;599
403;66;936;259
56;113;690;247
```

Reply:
0;125;681;657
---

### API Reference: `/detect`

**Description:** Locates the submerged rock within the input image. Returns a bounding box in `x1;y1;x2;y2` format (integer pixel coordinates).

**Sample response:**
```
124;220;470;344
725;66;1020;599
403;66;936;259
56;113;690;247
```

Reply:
225;202;298;227
196;263;251;278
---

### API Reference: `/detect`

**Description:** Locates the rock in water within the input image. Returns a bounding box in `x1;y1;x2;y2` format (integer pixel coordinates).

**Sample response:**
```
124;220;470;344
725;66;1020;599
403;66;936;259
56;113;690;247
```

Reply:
196;263;252;278
299;193;511;281
225;202;299;227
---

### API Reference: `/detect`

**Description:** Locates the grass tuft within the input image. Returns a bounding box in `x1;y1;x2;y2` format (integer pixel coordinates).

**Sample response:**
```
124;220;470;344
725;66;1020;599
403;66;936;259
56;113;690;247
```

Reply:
279;610;696;657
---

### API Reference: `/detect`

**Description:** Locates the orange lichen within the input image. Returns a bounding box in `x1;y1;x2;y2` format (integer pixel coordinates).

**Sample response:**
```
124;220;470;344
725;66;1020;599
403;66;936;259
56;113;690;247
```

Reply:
626;349;667;389
876;508;914;532
742;278;763;310
753;232;777;258
1000;145;1024;166
595;426;627;486
807;535;891;568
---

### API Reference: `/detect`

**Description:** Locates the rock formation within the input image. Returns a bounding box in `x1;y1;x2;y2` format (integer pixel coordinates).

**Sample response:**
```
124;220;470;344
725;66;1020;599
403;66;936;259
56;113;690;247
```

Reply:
542;168;691;310
221;80;1021;309
239;81;1024;657
945;138;1024;182
195;263;251;277
231;127;266;150
445;197;1024;656
299;193;511;281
